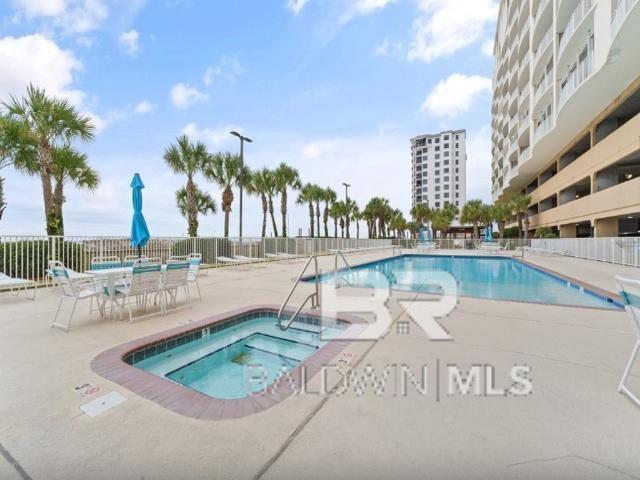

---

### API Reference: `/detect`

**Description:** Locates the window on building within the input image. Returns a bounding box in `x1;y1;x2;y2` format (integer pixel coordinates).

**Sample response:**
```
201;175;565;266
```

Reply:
444;151;449;157
444;176;449;182
444;193;449;198
435;194;440;199
435;202;440;207
435;154;440;159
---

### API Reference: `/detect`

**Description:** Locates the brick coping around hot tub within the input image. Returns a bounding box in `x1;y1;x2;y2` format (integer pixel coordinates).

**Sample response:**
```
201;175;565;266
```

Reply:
90;305;366;420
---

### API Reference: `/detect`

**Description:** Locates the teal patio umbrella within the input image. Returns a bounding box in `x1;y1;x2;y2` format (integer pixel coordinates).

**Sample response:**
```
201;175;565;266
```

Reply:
130;173;150;257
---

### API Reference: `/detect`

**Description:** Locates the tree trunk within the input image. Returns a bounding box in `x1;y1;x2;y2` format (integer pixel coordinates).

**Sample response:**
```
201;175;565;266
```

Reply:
523;215;530;241
315;202;321;238
498;221;505;240
333;218;338;238
308;202;314;238
0;176;6;221
186;177;198;237
268;195;278;237
37;143;57;235
473;222;478;240
222;185;234;237
323;204;329;237
345;215;350;239
340;218;344;238
356;221;360;239
517;214;523;239
52;177;65;236
280;190;287;237
261;194;268;237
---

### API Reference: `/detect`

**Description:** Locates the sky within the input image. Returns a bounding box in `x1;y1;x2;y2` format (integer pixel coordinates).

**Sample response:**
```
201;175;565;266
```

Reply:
0;0;498;237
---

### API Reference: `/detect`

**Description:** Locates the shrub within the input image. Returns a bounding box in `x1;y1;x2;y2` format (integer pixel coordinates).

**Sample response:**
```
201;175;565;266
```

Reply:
0;239;84;280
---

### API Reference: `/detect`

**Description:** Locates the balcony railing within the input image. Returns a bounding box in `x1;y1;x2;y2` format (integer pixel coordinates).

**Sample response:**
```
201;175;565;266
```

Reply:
520;145;531;161
558;0;593;58
533;110;554;143
533;69;552;104
518;112;530;134
612;0;639;38
532;25;553;68
558;44;594;107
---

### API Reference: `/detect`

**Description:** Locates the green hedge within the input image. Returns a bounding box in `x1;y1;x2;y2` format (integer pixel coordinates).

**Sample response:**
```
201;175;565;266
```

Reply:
0;239;84;280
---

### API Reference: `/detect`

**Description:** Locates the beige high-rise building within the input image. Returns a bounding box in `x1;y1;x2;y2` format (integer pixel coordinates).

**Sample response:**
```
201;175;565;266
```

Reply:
491;0;640;237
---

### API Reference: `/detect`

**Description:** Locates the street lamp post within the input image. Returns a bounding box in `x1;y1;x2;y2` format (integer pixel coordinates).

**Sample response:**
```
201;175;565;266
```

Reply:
230;131;252;239
342;182;350;239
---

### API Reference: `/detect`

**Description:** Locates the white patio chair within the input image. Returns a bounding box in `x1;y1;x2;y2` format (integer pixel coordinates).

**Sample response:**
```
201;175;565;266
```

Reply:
186;254;202;300
124;254;148;267
615;276;640;407
0;273;37;300
51;266;106;331
112;263;163;322
162;261;191;311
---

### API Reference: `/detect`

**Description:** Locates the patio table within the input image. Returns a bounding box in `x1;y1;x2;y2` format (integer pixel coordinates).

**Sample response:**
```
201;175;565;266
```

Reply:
86;266;167;319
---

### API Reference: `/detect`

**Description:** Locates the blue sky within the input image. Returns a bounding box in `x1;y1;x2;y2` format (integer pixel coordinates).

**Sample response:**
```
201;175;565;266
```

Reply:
0;0;498;236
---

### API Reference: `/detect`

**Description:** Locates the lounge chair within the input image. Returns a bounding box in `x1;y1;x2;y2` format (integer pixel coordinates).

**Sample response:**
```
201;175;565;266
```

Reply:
162;261;191;312
615;276;640;407
217;256;251;265
234;255;268;262
265;252;299;259
112;263;163;322
416;242;436;252
0;273;37;300
185;254;202;300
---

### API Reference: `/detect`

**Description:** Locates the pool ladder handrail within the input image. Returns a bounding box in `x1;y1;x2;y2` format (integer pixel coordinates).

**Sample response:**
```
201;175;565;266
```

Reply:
277;255;320;331
334;250;353;288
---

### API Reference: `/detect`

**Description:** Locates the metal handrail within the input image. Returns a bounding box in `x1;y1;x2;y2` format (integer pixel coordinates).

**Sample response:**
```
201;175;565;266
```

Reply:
334;250;353;288
277;255;320;331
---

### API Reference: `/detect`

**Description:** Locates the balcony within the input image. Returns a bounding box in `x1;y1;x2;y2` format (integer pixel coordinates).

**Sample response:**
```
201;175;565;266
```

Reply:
612;0;639;39
532;25;553;70
533;69;553;105
533;109;554;143
558;0;593;59
518;111;530;135
558;42;594;108
520;145;532;162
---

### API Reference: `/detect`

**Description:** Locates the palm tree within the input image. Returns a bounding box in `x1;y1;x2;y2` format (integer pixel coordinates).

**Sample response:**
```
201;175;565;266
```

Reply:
460;199;485;239
410;203;431;230
322;187;336;237
406;220;420;239
204;152;244;237
431;208;454;239
343;199;357;238
329;201;345;238
362;202;377;238
366;197;391;238
246;168;274;237
273;163;301;237
296;183;316;237
510;193;532;240
3;85;95;234
389;210;407;238
163;135;213;237
311;184;323;238
49;146;99;234
490;201;512;240
351;204;361;239
176;185;217;234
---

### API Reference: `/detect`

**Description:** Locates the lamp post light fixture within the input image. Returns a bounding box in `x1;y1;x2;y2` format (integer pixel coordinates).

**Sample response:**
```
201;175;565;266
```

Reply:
230;131;252;239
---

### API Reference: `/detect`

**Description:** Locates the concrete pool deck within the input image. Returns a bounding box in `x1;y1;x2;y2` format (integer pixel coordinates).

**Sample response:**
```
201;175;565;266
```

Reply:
1;249;640;479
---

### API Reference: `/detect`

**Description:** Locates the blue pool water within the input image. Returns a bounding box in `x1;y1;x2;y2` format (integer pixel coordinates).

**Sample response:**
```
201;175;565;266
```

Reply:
132;313;345;399
311;255;620;310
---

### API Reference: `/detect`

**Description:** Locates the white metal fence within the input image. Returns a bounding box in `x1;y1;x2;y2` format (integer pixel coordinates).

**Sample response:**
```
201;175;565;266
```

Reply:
0;235;397;284
0;235;534;285
531;237;640;267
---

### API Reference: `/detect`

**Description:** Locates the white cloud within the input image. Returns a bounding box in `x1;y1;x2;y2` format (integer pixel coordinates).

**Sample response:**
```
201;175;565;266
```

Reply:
421;73;491;118
169;82;208;109
287;0;309;15
302;140;336;160
0;34;84;105
134;99;155;114
341;0;397;23
408;0;498;63
181;123;244;149
11;0;67;17
202;56;245;85
118;29;139;56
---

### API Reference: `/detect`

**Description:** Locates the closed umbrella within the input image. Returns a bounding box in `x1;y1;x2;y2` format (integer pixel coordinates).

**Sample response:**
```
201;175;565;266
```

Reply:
130;173;150;258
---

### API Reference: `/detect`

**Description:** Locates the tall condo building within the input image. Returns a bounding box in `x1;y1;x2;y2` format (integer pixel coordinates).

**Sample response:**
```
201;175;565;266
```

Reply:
491;0;640;237
411;130;467;210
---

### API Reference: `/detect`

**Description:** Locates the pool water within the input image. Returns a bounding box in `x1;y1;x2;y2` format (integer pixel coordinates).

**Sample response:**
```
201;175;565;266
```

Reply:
133;315;345;399
312;255;620;310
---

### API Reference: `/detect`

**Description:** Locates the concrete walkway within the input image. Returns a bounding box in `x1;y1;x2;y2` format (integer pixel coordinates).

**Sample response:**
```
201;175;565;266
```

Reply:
0;250;639;479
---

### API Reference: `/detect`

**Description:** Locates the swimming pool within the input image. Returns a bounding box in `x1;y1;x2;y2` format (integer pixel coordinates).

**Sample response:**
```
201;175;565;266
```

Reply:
310;254;621;309
131;313;345;399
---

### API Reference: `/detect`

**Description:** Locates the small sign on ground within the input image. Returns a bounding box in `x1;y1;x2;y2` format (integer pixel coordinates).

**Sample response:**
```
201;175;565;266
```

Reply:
80;391;127;418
